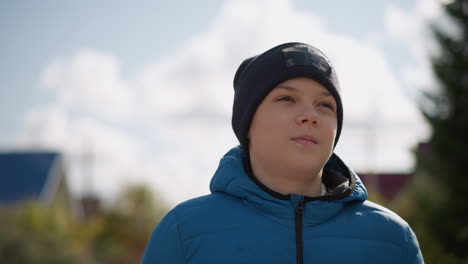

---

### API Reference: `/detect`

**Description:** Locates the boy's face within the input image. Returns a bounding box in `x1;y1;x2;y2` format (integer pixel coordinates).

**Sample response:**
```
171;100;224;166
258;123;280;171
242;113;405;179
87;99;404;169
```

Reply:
248;77;337;175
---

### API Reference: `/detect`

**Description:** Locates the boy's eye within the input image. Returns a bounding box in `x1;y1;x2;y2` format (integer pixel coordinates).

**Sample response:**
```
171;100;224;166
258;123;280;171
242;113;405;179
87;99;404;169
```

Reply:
276;96;294;102
320;103;334;110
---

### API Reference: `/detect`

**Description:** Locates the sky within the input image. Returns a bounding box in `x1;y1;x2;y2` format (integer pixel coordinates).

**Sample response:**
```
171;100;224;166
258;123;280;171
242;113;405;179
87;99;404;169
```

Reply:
0;0;446;205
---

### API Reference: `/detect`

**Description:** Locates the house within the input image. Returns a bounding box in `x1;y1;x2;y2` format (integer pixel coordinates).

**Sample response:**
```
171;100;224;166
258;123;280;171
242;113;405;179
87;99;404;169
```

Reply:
358;172;413;201
0;152;75;217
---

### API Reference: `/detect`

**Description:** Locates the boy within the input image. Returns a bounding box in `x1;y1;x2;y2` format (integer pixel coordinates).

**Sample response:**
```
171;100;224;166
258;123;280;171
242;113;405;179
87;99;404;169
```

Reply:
142;42;424;264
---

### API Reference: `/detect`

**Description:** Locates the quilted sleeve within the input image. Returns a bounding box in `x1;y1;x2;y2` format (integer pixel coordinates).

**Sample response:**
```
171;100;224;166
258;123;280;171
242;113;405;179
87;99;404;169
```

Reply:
141;209;186;264
404;225;424;264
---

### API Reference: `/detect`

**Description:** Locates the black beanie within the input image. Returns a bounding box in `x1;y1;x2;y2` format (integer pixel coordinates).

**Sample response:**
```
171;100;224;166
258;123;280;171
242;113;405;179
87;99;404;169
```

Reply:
232;42;343;154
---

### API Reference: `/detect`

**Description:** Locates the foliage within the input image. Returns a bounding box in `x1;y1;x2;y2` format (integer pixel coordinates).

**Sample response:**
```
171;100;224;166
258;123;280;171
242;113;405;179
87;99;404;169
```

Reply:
402;1;468;263
0;184;168;264
0;202;91;264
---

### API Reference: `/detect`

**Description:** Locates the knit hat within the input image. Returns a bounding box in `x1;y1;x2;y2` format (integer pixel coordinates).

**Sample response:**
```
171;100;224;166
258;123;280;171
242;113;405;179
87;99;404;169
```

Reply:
232;42;343;154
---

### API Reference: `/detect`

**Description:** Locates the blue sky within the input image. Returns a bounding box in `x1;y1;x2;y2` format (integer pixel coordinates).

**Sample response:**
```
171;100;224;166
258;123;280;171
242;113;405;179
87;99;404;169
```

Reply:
0;0;442;204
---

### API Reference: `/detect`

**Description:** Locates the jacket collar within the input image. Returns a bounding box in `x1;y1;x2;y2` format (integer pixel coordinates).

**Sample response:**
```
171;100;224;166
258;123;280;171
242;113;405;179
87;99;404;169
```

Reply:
209;146;368;226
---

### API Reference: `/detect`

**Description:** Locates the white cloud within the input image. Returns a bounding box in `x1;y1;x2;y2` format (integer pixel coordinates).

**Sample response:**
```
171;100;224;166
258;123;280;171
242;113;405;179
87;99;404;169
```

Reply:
16;106;145;201
384;0;443;47
18;0;430;205
383;0;454;95
41;49;135;121
16;106;69;150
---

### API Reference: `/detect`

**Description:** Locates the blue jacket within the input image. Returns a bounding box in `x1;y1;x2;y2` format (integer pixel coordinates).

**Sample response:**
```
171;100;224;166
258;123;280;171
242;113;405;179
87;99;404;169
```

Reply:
142;146;424;264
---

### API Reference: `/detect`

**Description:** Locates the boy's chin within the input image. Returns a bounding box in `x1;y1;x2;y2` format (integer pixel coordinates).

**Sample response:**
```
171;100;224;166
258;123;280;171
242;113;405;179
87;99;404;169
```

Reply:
284;158;325;174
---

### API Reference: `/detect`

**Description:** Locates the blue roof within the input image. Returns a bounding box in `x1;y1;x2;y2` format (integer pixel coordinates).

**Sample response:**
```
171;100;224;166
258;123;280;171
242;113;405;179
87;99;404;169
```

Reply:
0;152;60;204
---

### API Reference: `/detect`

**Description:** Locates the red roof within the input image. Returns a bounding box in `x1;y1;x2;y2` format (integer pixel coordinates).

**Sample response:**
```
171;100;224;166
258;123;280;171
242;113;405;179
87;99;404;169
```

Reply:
358;173;413;201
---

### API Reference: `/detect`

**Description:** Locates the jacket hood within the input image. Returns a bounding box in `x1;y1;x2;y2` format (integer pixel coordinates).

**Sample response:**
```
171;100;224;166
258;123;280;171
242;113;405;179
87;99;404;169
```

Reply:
209;146;368;226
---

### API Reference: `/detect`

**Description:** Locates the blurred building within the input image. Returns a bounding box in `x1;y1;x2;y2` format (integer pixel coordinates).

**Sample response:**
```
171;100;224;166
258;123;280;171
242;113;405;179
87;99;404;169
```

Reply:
80;194;101;220
0;151;102;220
0;152;80;217
357;142;433;201
358;172;413;201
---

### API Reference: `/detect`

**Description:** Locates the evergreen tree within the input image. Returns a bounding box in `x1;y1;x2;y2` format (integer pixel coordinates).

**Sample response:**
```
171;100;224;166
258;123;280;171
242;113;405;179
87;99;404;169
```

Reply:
411;0;468;262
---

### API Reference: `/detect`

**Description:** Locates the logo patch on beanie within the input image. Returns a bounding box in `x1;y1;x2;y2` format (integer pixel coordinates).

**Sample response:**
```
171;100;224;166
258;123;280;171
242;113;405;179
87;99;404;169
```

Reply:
282;45;332;75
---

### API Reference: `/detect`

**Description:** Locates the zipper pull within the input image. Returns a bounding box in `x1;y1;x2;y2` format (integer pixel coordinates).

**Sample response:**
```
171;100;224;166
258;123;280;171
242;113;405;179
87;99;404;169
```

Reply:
296;198;304;215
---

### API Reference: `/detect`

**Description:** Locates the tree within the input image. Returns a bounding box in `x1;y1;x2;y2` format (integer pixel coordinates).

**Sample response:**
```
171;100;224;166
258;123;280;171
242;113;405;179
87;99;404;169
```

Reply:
91;184;168;264
0;184;169;264
410;1;468;263
0;202;92;264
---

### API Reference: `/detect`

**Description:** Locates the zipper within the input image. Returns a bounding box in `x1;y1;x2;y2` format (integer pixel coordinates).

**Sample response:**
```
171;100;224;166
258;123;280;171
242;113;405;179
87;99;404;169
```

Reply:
295;198;304;264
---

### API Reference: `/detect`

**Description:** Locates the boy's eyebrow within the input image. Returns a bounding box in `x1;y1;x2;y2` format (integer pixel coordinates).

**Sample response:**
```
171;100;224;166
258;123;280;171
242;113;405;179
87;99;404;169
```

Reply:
275;85;333;97
275;85;298;91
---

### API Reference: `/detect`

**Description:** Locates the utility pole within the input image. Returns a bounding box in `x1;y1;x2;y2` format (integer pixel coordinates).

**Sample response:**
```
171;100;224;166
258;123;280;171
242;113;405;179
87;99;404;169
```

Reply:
364;94;380;191
79;135;100;220
82;135;95;196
